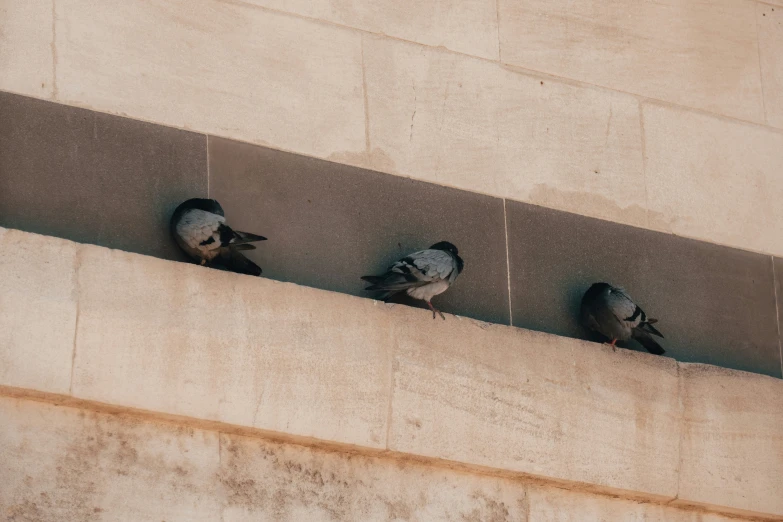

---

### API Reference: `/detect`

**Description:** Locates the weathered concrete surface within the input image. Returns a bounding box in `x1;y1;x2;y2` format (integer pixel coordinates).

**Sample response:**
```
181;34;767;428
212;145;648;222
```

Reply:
0;397;223;521
0;396;758;522
218;431;528;521
362;35;648;230
244;0;500;60
526;486;747;522
497;0;764;124
677;364;783;517
643;102;783;257
71;244;394;449
1;228;783;518
55;0;366;160
0;0;53;99
389;317;681;499
757;3;783;129
0;228;77;394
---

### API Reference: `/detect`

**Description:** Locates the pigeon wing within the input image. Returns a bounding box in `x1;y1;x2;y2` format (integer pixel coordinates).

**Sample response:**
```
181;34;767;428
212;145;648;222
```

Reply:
605;287;639;322
404;249;457;281
362;249;456;294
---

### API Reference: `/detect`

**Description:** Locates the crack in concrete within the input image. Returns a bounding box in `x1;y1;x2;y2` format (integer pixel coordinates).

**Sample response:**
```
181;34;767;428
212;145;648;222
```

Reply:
68;246;83;396
409;80;417;143
671;362;686;504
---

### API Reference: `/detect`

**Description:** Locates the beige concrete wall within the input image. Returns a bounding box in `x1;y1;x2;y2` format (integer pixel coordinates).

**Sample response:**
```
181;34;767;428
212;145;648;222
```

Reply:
2;227;782;519
1;396;755;522
2;0;783;514
2;0;783;255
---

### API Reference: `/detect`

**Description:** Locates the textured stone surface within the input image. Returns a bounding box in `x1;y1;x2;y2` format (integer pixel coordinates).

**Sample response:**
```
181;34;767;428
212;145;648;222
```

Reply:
244;0;499;60
0;228;77;394
526;485;744;522
363;35;648;229
678;364;783;516
55;0;366;160
219;432;528;521
388;316;682;498
209;136;510;325
497;0;764;123
644;102;783;256
0;0;53;99
0;92;207;260
0;397;223;521
0;396;762;522
758;3;783;129
71;245;393;449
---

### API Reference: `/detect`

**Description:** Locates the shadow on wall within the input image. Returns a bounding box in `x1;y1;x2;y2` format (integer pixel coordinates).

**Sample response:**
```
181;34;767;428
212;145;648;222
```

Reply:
0;91;780;378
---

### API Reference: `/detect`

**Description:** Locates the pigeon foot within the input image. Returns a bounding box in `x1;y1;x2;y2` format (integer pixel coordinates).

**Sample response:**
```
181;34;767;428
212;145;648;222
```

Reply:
427;301;446;320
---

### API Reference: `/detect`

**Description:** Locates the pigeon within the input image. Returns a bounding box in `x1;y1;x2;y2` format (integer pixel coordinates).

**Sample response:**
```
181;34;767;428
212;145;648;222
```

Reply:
580;282;665;355
170;198;266;276
361;241;464;320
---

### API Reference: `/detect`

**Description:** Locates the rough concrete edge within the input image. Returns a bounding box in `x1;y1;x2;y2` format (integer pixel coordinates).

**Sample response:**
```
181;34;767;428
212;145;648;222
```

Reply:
1;385;778;522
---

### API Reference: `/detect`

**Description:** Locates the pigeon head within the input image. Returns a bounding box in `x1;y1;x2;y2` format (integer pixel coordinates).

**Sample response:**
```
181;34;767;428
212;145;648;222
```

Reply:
430;241;459;255
430;241;464;274
181;198;225;217
582;282;612;304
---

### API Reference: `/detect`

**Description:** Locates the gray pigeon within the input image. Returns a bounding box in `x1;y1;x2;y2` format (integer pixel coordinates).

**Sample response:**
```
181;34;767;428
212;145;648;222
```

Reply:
170;198;266;276
361;241;464;320
580;282;665;355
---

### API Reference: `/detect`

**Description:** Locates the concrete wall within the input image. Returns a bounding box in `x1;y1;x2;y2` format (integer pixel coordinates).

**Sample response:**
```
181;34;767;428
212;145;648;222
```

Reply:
4;395;767;522
2;0;783;255
1;228;782;520
0;396;762;522
3;0;783;518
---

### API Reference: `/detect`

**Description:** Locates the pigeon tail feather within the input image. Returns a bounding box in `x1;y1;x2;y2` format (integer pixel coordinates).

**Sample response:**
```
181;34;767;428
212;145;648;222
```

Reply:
632;328;665;355
361;273;422;292
224;249;262;276
378;291;396;302
232;230;267;245
641;321;664;338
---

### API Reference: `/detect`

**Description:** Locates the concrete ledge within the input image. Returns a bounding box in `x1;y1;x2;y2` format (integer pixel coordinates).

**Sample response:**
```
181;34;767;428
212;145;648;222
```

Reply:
72;242;392;450
388;315;680;499
1;227;782;518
